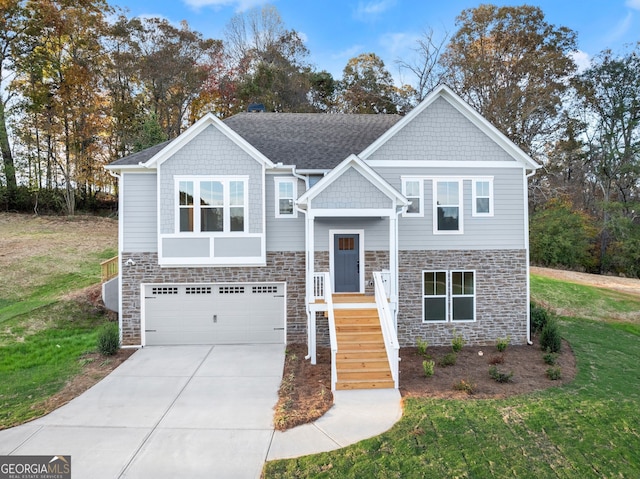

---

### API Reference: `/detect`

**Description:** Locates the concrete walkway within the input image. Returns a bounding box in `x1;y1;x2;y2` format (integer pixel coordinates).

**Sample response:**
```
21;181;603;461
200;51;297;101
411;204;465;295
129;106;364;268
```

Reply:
0;345;403;478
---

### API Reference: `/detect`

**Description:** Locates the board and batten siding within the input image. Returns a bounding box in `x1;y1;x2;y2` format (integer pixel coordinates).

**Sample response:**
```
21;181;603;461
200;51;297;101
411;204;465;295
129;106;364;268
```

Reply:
378;167;526;250
158;125;264;235
265;174;305;252
122;172;157;252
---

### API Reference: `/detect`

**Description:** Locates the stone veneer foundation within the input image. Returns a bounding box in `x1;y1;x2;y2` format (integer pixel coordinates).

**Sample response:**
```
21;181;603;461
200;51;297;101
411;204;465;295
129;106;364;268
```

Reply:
120;251;306;346
397;249;529;347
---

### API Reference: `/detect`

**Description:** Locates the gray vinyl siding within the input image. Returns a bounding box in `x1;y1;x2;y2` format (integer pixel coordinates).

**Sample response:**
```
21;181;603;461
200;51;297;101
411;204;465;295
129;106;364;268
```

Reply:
368;96;514;163
265;174;306;251
122;172;157;252
314;218;389;250
378;167;526;250
158;125;264;235
312;168;392;209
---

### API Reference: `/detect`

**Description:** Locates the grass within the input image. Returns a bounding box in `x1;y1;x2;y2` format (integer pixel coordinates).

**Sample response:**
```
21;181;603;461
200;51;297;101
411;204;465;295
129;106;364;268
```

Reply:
263;276;640;478
0;213;118;428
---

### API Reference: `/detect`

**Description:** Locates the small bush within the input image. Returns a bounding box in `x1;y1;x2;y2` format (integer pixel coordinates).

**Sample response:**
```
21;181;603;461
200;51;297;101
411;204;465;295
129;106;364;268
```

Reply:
97;322;120;356
543;352;558;365
540;319;562;353
453;379;476;395
422;360;435;377
530;302;550;334
546;366;562;380
496;336;510;353
451;332;466;352
416;338;429;357
439;352;457;367
488;354;505;365
489;365;513;383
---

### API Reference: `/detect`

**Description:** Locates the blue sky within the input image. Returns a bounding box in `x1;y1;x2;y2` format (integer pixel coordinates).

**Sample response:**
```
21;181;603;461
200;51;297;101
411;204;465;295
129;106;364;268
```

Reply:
113;0;640;82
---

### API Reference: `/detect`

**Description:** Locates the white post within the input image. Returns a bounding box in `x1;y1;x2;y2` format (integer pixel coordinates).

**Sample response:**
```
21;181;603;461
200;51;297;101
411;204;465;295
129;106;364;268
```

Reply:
307;214;317;364
389;214;398;322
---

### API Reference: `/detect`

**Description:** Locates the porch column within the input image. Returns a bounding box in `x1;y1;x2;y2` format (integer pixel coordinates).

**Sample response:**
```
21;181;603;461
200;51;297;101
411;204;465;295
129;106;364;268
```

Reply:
306;213;316;364
389;213;398;321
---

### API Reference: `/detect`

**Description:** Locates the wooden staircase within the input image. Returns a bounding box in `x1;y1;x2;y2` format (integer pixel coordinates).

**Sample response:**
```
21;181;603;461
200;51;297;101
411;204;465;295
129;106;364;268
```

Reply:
333;295;394;390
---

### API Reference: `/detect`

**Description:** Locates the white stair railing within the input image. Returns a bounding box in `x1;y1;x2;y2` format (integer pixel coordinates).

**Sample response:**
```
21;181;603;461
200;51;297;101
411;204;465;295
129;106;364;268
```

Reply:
373;271;400;389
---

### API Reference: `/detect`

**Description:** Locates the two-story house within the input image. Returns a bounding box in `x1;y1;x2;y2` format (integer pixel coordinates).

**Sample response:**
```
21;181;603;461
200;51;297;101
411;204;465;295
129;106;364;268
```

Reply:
105;85;539;390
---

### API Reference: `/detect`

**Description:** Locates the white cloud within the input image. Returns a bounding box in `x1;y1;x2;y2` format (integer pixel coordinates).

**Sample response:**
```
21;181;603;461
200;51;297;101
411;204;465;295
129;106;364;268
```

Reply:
354;0;397;21
182;0;270;13
626;0;640;10
605;11;633;44
379;32;421;56
570;50;591;73
331;45;364;60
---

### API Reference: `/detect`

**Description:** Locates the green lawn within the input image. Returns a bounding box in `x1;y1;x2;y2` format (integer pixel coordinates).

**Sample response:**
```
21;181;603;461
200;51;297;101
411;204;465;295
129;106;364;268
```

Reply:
264;275;640;478
0;214;118;429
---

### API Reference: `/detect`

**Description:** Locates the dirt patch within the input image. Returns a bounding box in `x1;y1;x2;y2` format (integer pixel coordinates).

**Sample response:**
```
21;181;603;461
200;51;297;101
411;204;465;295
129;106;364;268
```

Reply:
274;337;576;429
273;344;333;431
531;266;640;298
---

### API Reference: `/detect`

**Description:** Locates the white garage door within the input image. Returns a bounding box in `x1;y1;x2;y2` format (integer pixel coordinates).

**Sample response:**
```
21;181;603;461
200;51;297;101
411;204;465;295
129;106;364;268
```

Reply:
143;282;285;345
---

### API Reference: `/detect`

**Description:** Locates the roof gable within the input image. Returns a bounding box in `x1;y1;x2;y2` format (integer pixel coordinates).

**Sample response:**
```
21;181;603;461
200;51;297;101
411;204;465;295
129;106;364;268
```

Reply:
360;85;540;171
298;154;407;209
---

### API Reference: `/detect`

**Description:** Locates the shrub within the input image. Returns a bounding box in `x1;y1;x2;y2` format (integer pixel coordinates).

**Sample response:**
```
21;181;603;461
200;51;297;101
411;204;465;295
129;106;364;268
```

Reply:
530;302;550;334
543;352;558;365
416;338;429;357
451;332;466;352
439;352;457;367
453;379;476;395
97;323;120;356
488;354;505;365
489;365;513;383
546;366;562;380
422;360;435;377
540;319;562;353
496;336;510;352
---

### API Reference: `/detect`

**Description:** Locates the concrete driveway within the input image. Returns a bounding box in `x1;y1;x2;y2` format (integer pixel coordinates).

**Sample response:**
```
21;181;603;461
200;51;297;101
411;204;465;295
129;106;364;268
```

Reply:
0;344;285;479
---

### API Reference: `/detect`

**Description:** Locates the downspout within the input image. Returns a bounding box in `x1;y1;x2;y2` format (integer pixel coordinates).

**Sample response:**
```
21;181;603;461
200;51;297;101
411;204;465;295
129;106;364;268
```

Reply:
525;169;536;345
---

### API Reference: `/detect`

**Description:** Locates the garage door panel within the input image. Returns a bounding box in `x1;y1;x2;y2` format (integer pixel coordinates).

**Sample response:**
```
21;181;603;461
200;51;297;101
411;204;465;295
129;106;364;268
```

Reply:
144;283;285;345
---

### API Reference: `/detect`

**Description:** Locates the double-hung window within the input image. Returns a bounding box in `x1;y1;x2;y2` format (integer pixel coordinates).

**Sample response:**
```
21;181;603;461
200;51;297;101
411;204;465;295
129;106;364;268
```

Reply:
472;179;493;216
434;179;463;233
275;177;297;218
177;177;247;233
402;178;423;216
423;270;475;322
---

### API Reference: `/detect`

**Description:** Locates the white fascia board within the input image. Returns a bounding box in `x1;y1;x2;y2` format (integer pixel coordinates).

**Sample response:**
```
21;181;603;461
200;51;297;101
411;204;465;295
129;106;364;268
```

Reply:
366;160;527;169
104;165;151;173
144;113;275;169
359;84;540;172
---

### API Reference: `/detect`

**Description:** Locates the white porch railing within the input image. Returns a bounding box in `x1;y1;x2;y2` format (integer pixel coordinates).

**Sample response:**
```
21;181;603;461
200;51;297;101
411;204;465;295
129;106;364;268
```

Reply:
373;271;400;389
313;272;326;301
315;272;339;391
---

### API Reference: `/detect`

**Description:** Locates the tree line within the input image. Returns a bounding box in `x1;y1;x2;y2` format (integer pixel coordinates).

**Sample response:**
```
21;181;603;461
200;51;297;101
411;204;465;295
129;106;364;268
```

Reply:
0;2;638;277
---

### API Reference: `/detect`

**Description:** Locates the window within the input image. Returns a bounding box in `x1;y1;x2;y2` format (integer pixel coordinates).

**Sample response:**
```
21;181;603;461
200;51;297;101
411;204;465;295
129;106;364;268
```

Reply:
176;177;247;233
275;178;297;218
402;178;423;216
423;271;447;322
422;270;475;322
451;271;475;321
434;180;463;233
473;179;493;216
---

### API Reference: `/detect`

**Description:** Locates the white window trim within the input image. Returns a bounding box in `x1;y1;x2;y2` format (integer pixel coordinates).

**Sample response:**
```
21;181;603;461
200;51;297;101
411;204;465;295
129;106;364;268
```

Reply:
450;270;476;322
174;176;248;234
422;270;448;323
472;178;494;217
274;177;298;218
401;177;424;217
432;178;464;235
422;270;476;323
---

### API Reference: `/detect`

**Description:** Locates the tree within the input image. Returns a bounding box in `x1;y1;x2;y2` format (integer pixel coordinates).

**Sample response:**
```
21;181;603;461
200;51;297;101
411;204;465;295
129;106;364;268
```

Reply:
571;45;640;272
440;4;577;156
397;28;448;102
338;53;398;114
0;0;26;209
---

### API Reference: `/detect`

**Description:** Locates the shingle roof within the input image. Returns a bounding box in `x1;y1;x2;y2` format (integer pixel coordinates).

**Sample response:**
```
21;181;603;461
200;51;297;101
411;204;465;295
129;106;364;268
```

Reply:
223;113;401;170
108;113;401;169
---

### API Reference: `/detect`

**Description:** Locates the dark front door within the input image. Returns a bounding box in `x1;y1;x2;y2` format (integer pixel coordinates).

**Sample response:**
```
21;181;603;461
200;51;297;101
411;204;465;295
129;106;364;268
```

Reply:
334;234;360;292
